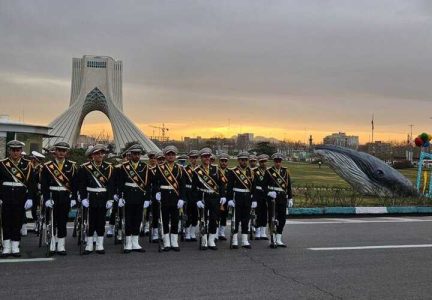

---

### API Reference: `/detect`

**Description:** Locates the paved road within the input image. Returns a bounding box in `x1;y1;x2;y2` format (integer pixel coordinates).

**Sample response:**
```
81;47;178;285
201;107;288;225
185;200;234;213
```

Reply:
1;216;432;299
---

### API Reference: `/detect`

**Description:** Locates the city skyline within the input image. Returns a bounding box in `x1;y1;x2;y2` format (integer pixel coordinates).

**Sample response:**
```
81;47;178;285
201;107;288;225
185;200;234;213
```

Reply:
1;1;432;144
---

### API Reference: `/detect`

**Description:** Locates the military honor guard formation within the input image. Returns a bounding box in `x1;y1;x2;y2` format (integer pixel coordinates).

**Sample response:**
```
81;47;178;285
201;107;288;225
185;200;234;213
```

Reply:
0;140;293;257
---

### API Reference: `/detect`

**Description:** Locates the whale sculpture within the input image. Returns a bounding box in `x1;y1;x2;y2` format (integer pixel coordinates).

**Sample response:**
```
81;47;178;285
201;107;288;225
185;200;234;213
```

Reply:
314;145;418;197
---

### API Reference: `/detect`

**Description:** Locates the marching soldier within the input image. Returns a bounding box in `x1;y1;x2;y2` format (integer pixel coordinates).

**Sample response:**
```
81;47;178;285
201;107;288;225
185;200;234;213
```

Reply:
263;153;293;247
184;150;199;241
252;154;269;240
156;152;165;165
217;153;230;241
0;140;36;257
226;151;256;249
249;155;258;169
78;145;114;254
192;148;225;250
24;151;45;234
107;149;130;239
148;151;162;243
151;146;185;251
117;144;151;253
40;142;78;255
141;150;157;237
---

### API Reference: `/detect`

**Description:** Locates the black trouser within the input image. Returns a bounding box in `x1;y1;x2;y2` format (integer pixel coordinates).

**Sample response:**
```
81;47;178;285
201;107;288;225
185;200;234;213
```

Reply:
50;191;71;238
202;194;219;234
161;201;179;234
234;192;252;234
268;193;287;234
255;191;267;227
151;201;160;229
124;187;145;235
125;203;143;236
219;202;228;227
185;189;197;227
88;206;106;236
109;200;117;226
2;203;25;241
87;192;108;236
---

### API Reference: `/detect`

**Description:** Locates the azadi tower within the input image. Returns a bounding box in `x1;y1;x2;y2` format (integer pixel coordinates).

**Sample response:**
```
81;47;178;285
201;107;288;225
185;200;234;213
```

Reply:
44;55;159;153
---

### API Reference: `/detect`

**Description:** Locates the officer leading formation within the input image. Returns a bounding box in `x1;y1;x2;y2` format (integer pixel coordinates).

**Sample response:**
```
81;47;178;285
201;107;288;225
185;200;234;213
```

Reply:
0;140;293;257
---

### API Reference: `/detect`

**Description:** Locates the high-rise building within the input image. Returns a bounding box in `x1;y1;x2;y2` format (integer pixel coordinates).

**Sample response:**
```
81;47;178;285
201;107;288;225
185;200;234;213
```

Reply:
323;132;359;149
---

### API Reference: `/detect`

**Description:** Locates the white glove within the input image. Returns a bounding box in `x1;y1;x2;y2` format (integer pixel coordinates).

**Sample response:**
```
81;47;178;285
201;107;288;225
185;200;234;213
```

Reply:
288;198;294;208
196;200;205;208
118;198;125;207
267;191;277;199
24;199;33;210
144;200;151;208
228;200;235;207
70;199;77;208
177;199;185;209
219;197;226;205
113;194;119;201
45;199;54;208
82;198;89;208
106;200;114;209
155;192;161;201
251;201;257;209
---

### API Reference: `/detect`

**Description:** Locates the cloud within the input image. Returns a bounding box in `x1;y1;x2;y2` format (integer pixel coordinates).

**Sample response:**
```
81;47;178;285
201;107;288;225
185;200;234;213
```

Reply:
0;0;431;143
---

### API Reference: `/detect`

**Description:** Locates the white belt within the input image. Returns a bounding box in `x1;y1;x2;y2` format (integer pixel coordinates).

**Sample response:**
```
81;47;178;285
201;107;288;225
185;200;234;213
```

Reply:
49;186;68;192
233;188;250;193
268;186;284;192
185;184;192;189
125;182;139;188
160;185;175;190
87;187;107;193
199;188;216;194
2;182;25;187
255;186;263;190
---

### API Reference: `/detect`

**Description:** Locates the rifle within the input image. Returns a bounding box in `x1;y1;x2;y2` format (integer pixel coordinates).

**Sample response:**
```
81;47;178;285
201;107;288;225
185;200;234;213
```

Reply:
249;207;256;241
120;204;126;253
179;203;188;242
140;206;147;237
229;192;236;249
269;198;278;249
37;197;46;247
72;204;80;239
198;193;207;249
0;200;3;253
45;201;55;257
157;201;164;252
79;205;89;255
114;193;124;245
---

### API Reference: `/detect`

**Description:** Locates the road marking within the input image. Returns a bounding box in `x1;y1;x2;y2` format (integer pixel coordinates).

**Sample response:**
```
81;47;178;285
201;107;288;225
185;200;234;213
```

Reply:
0;258;55;263
286;218;432;225
308;244;432;251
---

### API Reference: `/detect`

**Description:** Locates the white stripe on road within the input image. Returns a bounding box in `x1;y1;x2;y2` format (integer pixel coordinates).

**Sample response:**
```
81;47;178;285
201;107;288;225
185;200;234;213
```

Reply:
286;218;432;225
309;244;432;251
0;258;55;263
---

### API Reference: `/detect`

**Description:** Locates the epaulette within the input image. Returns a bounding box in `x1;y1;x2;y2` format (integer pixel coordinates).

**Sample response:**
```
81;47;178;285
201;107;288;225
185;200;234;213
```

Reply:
122;161;130;165
115;163;122;168
44;160;53;166
69;160;76;164
0;158;7;162
81;161;91;167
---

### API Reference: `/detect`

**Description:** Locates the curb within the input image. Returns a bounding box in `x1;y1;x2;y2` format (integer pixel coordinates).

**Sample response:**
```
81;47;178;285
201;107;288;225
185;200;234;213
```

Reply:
287;206;432;216
67;206;432;219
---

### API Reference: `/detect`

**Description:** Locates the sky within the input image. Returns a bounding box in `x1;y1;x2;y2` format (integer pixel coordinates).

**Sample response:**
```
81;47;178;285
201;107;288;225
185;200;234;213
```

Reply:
1;0;432;144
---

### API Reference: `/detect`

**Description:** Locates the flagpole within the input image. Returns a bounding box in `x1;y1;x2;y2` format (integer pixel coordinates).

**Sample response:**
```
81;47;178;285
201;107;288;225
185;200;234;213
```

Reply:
371;114;374;143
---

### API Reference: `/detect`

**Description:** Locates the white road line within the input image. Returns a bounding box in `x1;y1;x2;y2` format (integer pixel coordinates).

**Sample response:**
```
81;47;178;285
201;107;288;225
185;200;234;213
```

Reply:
308;244;432;251
0;258;55;263
286;218;432;225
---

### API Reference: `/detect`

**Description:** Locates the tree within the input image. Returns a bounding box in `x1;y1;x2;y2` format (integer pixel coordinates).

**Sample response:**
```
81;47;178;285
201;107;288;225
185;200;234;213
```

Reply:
251;142;276;155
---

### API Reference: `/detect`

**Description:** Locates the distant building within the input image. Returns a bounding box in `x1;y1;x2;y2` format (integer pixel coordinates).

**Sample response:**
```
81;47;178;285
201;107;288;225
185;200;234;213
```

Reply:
323;132;359;149
362;141;392;161
0;115;51;158
236;133;254;151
